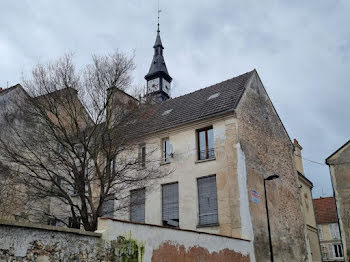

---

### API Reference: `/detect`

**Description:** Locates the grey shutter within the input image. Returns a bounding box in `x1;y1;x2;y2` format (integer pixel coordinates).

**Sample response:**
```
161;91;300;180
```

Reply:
162;183;179;227
198;175;218;225
102;197;115;217
130;188;145;223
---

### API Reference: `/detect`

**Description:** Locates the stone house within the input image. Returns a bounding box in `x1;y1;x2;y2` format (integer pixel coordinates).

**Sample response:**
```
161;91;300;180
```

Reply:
294;139;322;261
326;141;350;261
314;197;344;261
106;29;310;261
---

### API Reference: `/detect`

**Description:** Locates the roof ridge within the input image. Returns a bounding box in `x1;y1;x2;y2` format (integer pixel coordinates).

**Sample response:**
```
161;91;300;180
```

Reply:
169;70;255;102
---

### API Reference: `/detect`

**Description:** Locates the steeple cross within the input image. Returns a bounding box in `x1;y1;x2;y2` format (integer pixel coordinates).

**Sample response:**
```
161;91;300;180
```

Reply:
157;0;161;33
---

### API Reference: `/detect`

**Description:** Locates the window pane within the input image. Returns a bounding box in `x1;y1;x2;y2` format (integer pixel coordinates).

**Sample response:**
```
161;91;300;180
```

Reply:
130;188;145;223
207;128;214;158
140;146;146;167
162;183;179;227
198;175;218;225
163;138;170;163
102;197;115;217
199;130;206;152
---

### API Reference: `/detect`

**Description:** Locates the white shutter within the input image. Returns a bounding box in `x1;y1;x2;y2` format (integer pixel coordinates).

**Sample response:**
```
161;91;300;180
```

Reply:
328;243;335;259
335;224;340;239
320;244;327;260
130;188;145;223
162;183;179;226
198;175;218;225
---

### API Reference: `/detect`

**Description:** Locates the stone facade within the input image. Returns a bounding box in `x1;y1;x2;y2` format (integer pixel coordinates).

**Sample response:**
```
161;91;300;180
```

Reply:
326;142;350;261
234;73;308;261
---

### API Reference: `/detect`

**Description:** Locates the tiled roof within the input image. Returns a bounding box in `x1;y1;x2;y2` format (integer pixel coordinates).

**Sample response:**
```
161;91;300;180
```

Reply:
131;70;255;138
313;197;338;224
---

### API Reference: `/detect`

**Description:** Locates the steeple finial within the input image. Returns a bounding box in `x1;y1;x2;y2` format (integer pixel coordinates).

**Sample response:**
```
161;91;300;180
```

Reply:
157;0;161;33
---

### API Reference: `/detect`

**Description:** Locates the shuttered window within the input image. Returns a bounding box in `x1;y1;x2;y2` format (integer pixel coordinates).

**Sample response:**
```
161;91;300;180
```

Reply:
197;175;218;226
102;197;115;217
130;188;145;223
329;223;340;239
162;183;179;227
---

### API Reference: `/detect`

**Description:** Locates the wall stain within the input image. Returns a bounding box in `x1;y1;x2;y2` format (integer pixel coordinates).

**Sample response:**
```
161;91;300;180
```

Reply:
151;242;249;262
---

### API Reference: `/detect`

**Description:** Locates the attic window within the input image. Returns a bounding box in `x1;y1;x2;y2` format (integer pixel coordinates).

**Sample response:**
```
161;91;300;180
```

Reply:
162;109;173;116
207;93;220;100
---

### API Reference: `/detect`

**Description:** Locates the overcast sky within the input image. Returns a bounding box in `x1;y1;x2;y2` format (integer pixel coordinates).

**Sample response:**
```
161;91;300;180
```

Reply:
1;0;349;197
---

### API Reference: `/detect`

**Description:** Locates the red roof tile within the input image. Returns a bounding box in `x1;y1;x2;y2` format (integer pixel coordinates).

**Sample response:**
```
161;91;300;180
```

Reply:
313;197;338;224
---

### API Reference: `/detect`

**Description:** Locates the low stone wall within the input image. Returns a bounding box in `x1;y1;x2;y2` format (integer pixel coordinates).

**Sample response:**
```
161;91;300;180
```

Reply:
97;217;253;262
0;218;253;261
0;220;105;261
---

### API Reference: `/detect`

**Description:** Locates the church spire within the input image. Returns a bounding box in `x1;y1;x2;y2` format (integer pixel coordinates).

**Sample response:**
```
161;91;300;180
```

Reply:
144;5;172;102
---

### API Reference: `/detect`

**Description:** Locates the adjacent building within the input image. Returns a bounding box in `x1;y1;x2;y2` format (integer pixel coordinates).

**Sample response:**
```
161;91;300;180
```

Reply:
294;139;322;261
314;197;344;261
326;141;350;261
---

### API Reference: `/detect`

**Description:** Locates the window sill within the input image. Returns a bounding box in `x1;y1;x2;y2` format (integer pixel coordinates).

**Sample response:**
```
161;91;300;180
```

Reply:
197;223;219;228
195;158;216;164
160;162;171;166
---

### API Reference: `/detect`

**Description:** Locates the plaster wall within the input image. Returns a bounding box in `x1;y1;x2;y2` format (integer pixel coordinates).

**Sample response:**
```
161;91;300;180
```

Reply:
115;115;247;238
98;217;254;262
299;177;321;261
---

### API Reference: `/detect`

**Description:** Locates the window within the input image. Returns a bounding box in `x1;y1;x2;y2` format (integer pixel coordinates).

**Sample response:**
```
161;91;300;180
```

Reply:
197;127;214;160
102;196;115;217
329;223;340;239
53;175;62;187
74;144;84;157
57;143;66;155
320;244;327;260
162;183;179;227
130;188;145;223
317;225;323;240
334;244;343;258
47;217;57;226
162;138;171;163
68;216;81;229
328;243;343;259
197;175;218;226
139;144;146;167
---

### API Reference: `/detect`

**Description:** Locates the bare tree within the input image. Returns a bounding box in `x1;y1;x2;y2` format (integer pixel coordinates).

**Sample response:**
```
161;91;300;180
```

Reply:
0;52;169;231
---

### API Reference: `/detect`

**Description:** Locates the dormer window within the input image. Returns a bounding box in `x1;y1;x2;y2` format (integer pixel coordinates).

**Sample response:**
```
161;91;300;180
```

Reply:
197;126;215;160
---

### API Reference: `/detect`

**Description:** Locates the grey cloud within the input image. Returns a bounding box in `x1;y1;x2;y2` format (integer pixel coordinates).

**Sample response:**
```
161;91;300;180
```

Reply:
1;0;350;197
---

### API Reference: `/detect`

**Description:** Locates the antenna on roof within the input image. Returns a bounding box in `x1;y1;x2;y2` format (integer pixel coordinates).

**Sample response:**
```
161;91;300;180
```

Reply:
157;0;161;33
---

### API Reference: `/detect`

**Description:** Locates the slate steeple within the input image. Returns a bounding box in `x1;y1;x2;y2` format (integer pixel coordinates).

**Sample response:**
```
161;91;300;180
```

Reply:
145;10;172;102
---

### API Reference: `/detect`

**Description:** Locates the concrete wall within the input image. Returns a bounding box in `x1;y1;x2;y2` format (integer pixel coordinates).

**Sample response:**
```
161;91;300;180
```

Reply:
235;72;308;261
98;217;254;262
328;144;350;261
